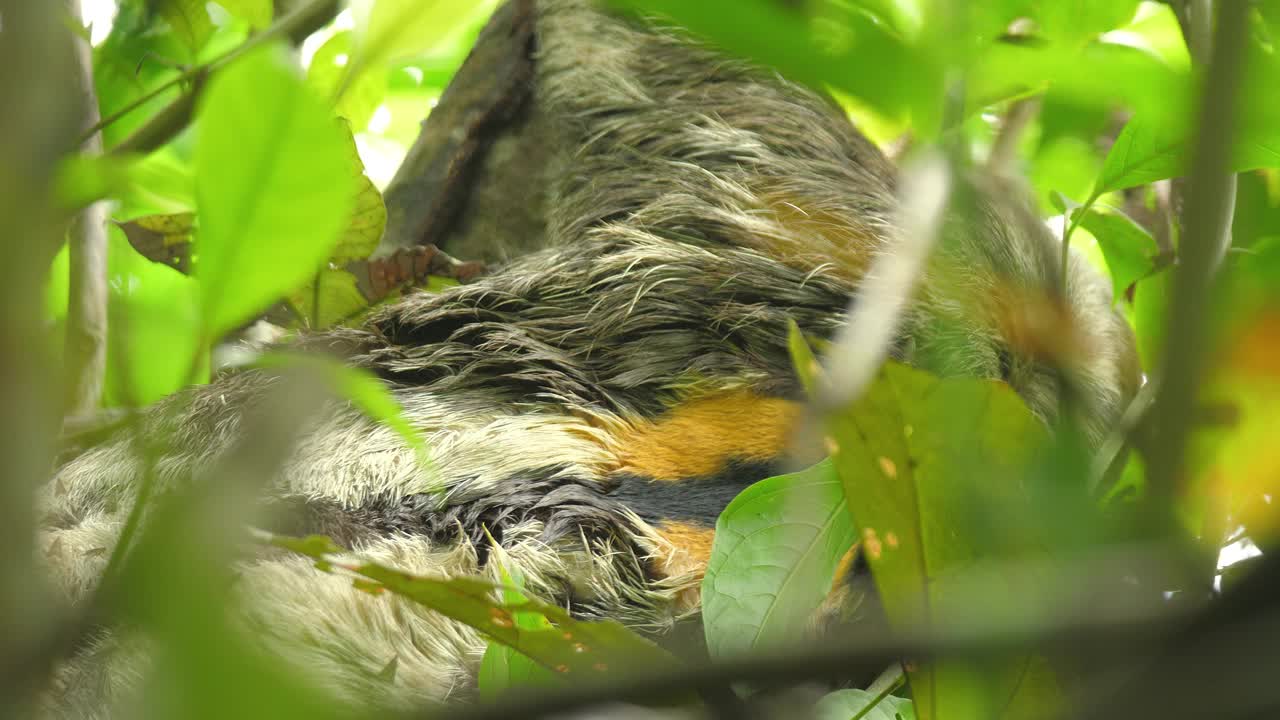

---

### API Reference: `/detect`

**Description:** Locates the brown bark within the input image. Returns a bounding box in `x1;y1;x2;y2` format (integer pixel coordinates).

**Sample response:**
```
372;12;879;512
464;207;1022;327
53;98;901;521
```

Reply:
378;0;567;265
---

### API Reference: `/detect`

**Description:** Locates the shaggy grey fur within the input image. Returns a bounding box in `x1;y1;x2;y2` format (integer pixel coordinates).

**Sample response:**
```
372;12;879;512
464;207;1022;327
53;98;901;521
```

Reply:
38;0;1139;714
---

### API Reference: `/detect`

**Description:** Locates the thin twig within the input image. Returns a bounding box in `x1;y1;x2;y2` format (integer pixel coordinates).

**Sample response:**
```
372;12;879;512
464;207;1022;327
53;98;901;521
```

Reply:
64;0;109;416
986;97;1041;178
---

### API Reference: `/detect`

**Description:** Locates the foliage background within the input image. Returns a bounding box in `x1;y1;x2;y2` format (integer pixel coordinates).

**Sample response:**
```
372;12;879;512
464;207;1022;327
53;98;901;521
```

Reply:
4;0;1280;718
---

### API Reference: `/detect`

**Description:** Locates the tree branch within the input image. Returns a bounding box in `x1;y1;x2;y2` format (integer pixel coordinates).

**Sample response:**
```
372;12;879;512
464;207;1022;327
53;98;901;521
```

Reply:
1145;1;1249;574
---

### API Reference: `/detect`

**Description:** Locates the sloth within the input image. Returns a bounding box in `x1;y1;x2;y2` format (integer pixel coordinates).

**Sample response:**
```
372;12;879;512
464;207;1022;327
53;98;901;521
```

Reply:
39;0;1140;714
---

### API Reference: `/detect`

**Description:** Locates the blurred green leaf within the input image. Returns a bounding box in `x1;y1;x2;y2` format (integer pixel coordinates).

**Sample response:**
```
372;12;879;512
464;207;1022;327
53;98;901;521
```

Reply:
254;352;429;465
346;0;497;104
1030;0;1141;46
815;688;916;720
308;31;387;128
972;40;1189;130
93;4;189;147
613;0;937;133
1030;136;1101;213
701;459;856;659
194;45;355;340
214;0;273;29
102;226;206;406
158;0;216;54
55;153;129;211
116;147;198;221
274;534;680;680
825;361;1058;719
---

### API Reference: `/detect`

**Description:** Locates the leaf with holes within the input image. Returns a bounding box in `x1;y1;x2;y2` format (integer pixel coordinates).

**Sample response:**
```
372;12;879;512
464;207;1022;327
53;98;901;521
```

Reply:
826;361;1058;719
272;534;679;681
194;45;355;340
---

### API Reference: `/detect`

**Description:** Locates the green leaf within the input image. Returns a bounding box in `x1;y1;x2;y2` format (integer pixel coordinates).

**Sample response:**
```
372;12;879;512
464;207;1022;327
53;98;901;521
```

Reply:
253;352;430;467
1071;206;1159;300
213;0;273;29
1031;0;1141;46
158;0;216;54
346;0;497;101
102;226;207;406
116;147;198;221
273;534;679;680
288;268;369;328
55;153;129;211
1094;115;1187;195
194;45;356;340
478;544;561;698
815;688;916;720
307;31;387;128
331;119;387;262
701;459;857;659
613;0;935;133
826;361;1059;719
46;212;191;407
93;4;189;146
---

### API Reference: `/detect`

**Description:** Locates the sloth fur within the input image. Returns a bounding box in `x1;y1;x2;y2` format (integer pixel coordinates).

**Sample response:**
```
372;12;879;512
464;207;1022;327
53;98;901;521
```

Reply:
39;0;1140;714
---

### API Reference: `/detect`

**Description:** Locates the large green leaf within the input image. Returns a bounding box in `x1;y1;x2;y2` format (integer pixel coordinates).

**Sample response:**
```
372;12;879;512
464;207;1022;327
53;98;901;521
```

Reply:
701;459;857;659
194;45;355;340
273;535;679;680
818;356;1060;720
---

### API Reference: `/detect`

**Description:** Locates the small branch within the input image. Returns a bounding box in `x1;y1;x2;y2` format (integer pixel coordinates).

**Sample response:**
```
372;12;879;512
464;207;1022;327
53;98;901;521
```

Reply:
986;97;1041;178
818;152;950;410
63;0;109;417
1145;1;1249;576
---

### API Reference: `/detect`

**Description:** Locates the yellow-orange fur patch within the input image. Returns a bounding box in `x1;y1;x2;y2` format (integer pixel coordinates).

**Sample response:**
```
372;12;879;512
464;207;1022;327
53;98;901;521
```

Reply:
614;391;801;481
651;520;718;578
